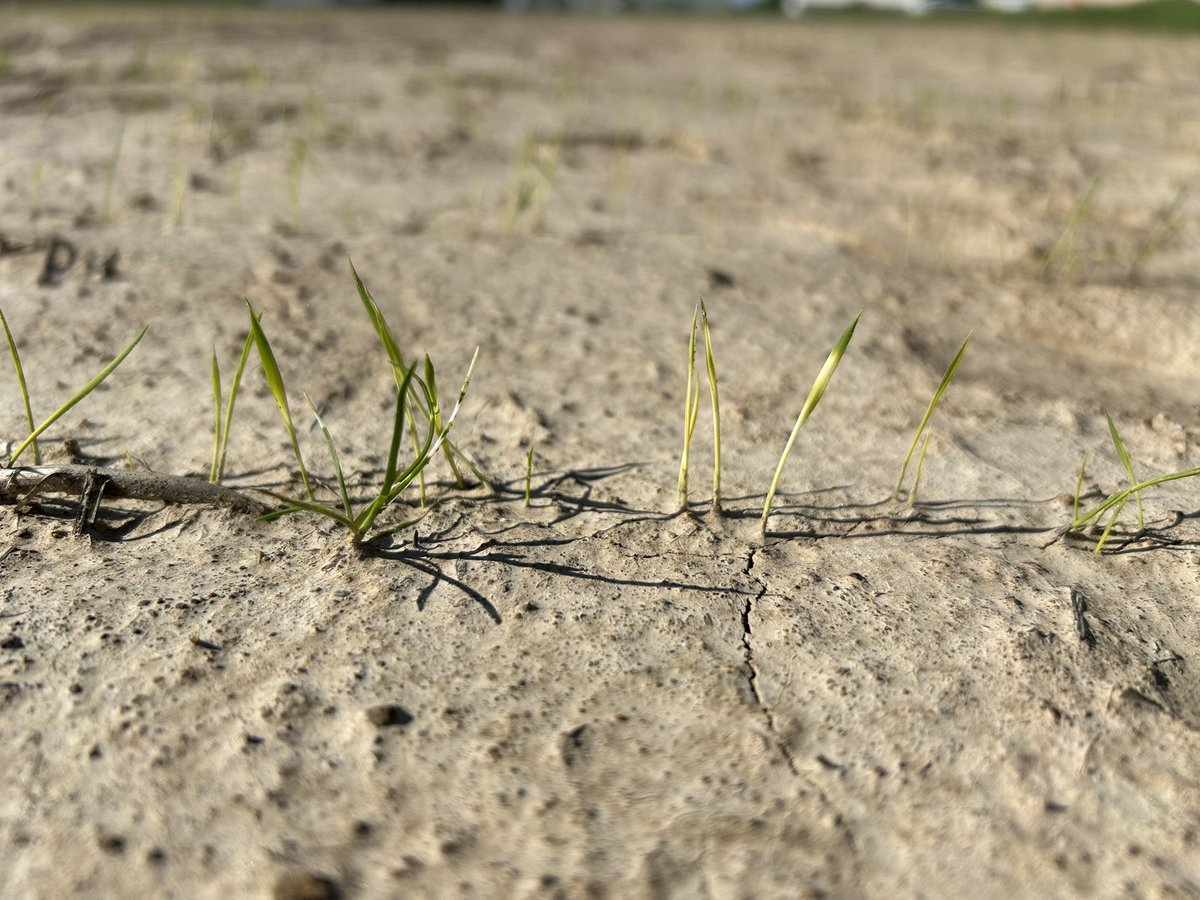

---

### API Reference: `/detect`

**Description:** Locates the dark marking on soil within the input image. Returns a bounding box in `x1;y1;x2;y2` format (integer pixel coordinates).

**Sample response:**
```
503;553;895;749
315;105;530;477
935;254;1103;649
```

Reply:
1069;587;1096;648
366;704;414;727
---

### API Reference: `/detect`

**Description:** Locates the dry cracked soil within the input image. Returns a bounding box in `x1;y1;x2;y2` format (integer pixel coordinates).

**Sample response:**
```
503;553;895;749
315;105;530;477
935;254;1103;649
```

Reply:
1;7;1199;898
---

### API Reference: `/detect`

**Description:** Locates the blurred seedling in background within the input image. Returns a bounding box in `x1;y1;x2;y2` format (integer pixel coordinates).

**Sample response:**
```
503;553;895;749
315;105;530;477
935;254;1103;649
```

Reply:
1127;186;1187;282
761;312;860;534
895;333;972;504
677;300;721;515
1;309;147;467
1040;177;1100;281
504;131;562;233
100;118;126;225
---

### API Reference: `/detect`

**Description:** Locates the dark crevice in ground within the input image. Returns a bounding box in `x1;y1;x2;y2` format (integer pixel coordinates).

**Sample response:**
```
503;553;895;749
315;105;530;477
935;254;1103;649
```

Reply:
740;547;799;778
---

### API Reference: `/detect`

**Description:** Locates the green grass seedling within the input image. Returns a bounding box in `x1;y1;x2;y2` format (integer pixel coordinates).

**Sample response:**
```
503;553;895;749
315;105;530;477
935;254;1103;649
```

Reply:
1105;411;1144;531
1072;452;1088;523
896;333;972;503
701;301;721;514
1128;187;1186;280
1067;413;1200;553
1072;465;1200;553
761;311;861;534
525;443;535;508
4;313;147;465
1041;178;1100;280
677;305;701;511
101;118;125;224
247;303;313;499
676;300;722;514
1;310;41;465
209;332;253;484
262;350;479;545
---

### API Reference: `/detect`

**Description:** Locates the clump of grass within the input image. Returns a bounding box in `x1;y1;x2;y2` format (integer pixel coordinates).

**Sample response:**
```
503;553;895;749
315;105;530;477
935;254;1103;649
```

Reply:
260;346;479;546
247;262;486;545
895;333;972;503
350;260;491;496
677;300;721;515
761;312;860;534
2;309;147;465
1067;411;1200;553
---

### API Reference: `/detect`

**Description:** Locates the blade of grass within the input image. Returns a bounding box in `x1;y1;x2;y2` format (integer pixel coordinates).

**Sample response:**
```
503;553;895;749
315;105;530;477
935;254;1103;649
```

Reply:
525;443;535;507
209;348;222;481
305;393;352;521
1094;495;1129;554
363;360;420;529
762;311;861;534
677;304;701;511
258;493;356;530
896;332;971;499
9;324;148;465
425;354;465;488
700;300;722;515
247;302;312;499
908;430;932;504
1072;452;1088;523
213;331;253;484
0;309;41;465
1105;411;1144;530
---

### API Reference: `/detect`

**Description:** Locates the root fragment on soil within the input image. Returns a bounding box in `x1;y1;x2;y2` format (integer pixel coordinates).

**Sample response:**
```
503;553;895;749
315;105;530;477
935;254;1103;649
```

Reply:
0;465;264;515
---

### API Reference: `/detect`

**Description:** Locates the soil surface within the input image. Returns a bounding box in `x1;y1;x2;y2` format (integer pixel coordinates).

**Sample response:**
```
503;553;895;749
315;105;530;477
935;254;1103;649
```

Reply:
2;8;1199;898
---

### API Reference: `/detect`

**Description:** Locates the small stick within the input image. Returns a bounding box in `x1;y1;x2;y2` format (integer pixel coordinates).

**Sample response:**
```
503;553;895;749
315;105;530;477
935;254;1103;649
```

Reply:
1;465;264;515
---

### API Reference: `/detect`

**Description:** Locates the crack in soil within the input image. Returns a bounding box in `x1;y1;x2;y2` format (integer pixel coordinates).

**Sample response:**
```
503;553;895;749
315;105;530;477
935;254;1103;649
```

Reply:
741;547;799;777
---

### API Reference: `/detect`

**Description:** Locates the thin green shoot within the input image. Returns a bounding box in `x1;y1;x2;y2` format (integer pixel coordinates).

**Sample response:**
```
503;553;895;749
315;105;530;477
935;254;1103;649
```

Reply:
1;309;41;465
1072;452;1088;523
7;324;148;465
101;118;125;224
288;137;307;225
525;443;535;508
1041;178;1100;280
762;311;861;534
909;430;932;503
896;332;972;502
305;394;352;521
247;302;312;499
425;354;466;488
700;299;722;515
677;304;701;511
1105;411;1144;531
209;332;254;484
1129;187;1187;280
